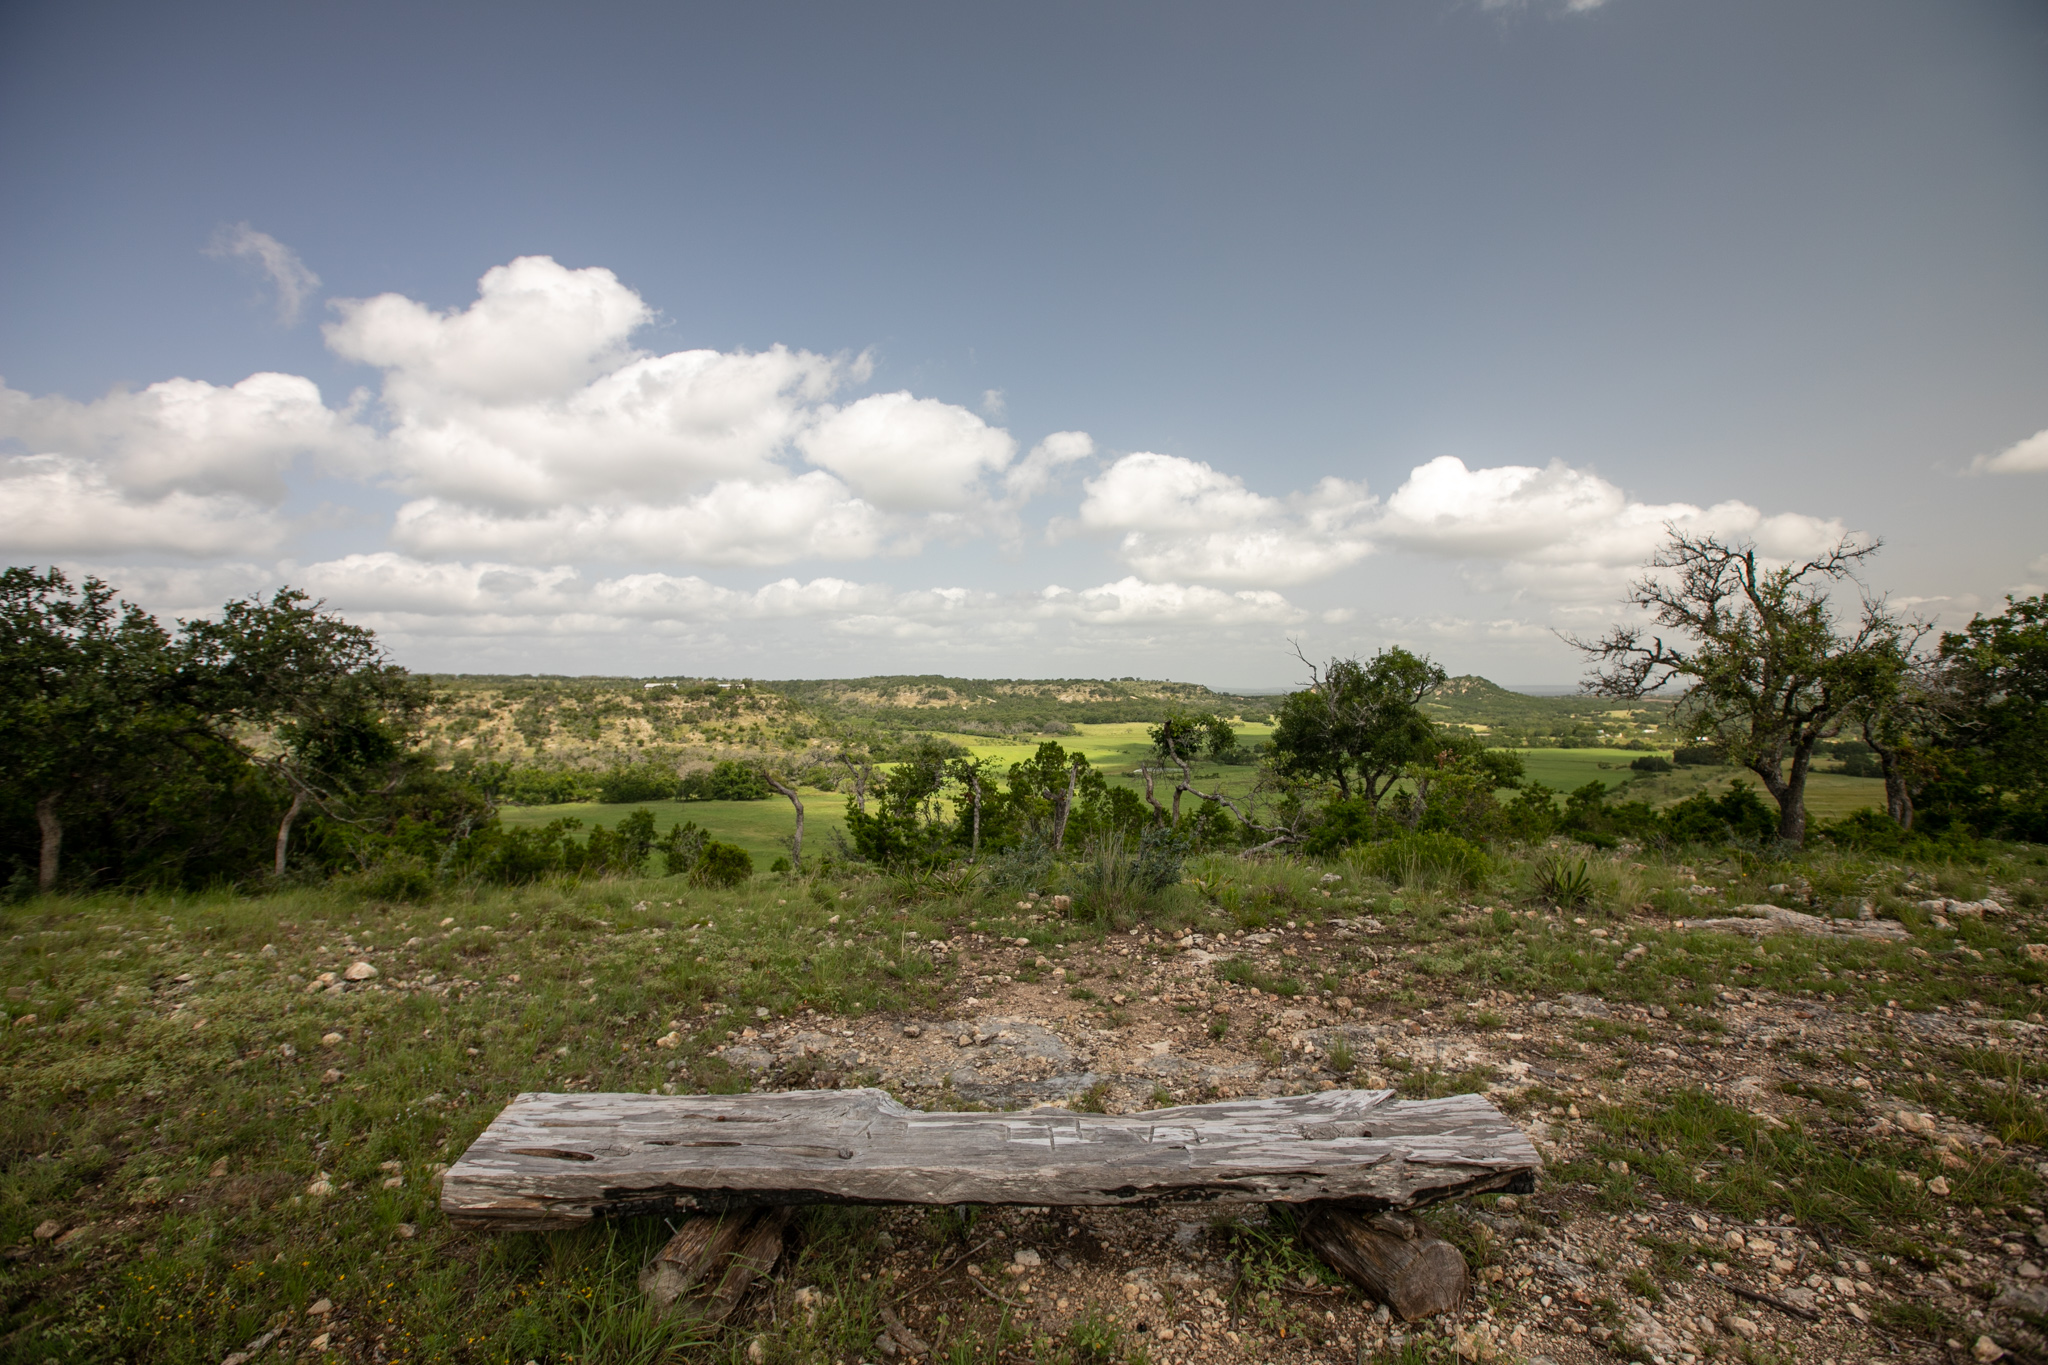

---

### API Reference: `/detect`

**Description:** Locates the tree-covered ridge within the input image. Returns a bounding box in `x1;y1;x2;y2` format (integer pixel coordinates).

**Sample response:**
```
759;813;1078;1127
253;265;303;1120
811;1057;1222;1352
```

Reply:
407;673;1278;768
1420;675;1677;749
766;674;1279;732
414;675;808;766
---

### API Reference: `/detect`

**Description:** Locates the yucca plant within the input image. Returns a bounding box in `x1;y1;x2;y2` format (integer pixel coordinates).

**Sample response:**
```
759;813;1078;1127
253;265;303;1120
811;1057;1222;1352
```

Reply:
1534;854;1597;908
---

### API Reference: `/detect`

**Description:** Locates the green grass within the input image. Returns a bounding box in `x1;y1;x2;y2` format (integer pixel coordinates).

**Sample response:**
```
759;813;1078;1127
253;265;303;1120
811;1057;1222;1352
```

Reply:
498;794;853;869
0;874;981;1361
498;735;1888;870
496;719;1284;868
6;834;2046;1362
944;721;1278;805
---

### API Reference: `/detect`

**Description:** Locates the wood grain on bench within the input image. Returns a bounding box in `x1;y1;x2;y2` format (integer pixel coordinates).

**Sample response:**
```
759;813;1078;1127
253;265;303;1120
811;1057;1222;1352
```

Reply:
442;1087;1540;1231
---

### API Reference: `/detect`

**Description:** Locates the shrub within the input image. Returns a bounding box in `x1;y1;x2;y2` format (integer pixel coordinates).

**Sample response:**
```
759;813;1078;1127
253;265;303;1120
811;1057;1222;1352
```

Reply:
692;840;754;887
1352;831;1490;891
675;762;770;801
357;858;434;902
660;820;707;876
1630;754;1673;773
583;808;657;875
1304;797;1382;856
1133;824;1193;893
1562;780;1662;845
1533;854;1596;908
487;765;598;805
597;764;678;804
709;761;770;801
1662;781;1777;845
1672;745;1727;767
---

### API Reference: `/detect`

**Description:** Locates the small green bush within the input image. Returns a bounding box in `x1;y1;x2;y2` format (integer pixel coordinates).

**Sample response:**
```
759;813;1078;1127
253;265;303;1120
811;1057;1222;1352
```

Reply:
1629;754;1673;773
356;858;434;902
692;841;754;887
1352;831;1490;891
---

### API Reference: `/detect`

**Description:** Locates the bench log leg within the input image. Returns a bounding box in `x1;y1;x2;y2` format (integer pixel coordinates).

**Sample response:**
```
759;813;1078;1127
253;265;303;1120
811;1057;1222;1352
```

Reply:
641;1207;793;1321
1296;1207;1468;1322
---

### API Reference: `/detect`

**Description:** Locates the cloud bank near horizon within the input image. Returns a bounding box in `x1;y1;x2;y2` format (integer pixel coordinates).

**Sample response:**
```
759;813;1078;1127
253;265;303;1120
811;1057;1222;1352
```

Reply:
0;250;1880;676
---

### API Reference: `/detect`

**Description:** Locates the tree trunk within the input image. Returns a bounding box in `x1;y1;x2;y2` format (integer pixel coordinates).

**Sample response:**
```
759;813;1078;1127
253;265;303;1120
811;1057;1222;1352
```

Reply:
1776;750;1812;845
1050;764;1081;850
1166;735;1191;825
1295;1207;1468;1321
759;773;805;870
839;757;869;814
34;793;62;893
1862;723;1915;830
1139;765;1166;825
966;771;982;858
444;1088;1542;1231
274;789;308;878
1882;761;1914;831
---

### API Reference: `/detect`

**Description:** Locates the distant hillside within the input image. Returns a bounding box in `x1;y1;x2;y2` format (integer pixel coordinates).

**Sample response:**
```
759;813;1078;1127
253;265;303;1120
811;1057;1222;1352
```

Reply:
767;674;1279;734
1425;674;1677;749
412;670;1676;768
415;672;1281;768
418;674;807;768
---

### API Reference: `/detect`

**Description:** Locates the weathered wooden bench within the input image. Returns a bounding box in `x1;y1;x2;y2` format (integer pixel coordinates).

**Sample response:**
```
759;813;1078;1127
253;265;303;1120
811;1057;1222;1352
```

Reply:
443;1087;1540;1322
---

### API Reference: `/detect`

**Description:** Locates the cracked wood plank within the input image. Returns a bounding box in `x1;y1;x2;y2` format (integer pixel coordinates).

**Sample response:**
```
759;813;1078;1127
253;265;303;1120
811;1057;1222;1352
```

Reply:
441;1087;1540;1231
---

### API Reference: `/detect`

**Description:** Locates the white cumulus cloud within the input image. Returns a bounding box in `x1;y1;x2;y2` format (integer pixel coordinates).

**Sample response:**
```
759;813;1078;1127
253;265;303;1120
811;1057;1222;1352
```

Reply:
1374;455;1847;602
1975;427;2048;475
798;391;1016;512
0;455;286;557
1074;452;1376;586
326;256;654;405
315;255;1048;562
259;554;1301;651
388;471;888;566
0;371;367;502
1035;576;1305;626
282;553;900;635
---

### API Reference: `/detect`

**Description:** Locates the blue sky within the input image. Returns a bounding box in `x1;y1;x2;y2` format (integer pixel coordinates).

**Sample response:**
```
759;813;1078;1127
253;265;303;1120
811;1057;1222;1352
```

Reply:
3;0;2045;686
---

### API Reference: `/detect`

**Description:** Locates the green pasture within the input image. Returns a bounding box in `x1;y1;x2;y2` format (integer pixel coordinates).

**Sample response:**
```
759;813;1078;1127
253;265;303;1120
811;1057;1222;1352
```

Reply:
498;793;852;868
496;736;1886;860
951;721;1279;802
1536;749;1888;821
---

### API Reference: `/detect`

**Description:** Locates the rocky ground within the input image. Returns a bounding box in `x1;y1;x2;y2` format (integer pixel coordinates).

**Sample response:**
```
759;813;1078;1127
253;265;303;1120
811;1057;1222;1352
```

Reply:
8;860;2048;1364
707;912;2048;1365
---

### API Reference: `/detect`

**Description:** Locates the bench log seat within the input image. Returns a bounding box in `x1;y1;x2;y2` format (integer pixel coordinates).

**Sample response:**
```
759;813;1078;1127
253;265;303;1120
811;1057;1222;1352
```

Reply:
441;1086;1540;1232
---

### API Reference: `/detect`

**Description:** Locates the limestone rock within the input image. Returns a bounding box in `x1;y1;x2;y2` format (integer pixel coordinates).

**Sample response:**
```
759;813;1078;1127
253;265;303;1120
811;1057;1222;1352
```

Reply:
1686;905;1908;941
1620;1307;1680;1360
